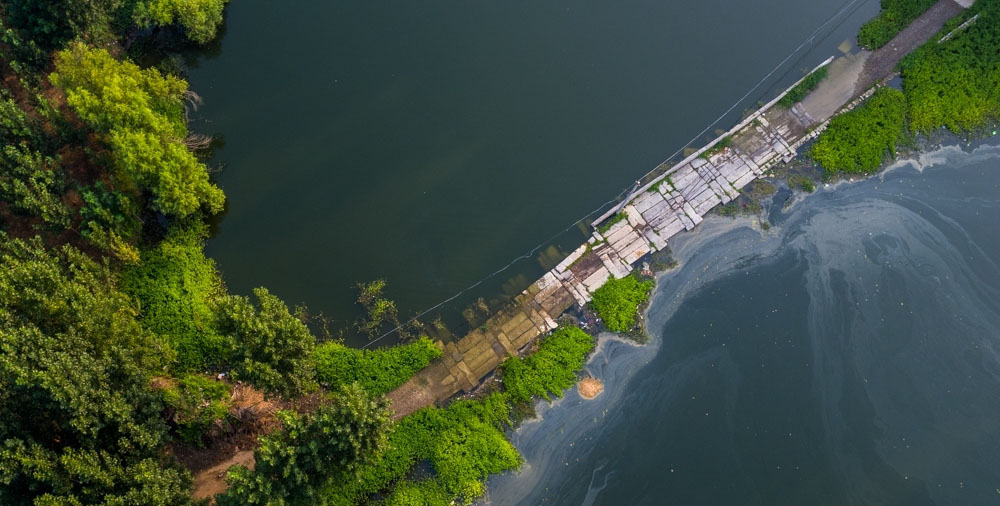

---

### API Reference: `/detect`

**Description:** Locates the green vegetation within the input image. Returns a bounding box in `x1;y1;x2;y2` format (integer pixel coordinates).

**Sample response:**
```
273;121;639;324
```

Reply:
778;66;829;108
327;326;595;505
858;0;937;49
810;88;907;174
220;384;392;506
590;273;655;333
119;220;229;373
314;337;442;396
699;135;732;160
902;0;1000;133
133;0;231;44
0;237;192;505
500;326;595;403
789;175;816;193
159;374;231;444
597;211;626;234
51;43;225;217
216;287;317;398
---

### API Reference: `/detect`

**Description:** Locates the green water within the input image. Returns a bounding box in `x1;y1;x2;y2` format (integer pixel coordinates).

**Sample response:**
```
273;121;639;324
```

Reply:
187;0;879;345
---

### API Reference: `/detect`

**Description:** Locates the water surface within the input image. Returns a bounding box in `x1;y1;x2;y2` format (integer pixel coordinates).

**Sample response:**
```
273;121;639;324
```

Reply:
484;142;1000;505
186;0;879;342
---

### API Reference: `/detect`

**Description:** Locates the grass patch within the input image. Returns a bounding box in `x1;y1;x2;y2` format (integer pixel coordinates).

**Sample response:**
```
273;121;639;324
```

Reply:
810;87;907;174
590;273;655;333
596;211;626;235
778;66;829;108
789;175;816;193
313;336;442;397
858;0;937;49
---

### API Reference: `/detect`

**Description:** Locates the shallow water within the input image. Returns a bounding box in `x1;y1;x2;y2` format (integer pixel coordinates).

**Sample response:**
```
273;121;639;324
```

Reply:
483;141;1000;505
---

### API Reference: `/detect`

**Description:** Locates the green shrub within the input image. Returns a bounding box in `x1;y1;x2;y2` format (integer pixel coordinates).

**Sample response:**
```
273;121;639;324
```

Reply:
119;220;229;372
327;392;518;505
215;287;317;398
313;337;441;396
500;326;595;403
159;374;230;444
902;0;1000;133
810;87;907;174
384;478;451;506
778;66;829;108
590;273;655;333
858;0;937;49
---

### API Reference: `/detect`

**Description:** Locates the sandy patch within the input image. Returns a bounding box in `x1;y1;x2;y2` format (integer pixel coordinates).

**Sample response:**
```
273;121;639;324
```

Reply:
578;377;604;399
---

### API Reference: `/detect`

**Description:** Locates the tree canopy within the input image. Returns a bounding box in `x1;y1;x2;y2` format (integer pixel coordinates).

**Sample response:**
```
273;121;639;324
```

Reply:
216;287;317;398
133;0;230;45
0;236;191;505
51;43;224;217
219;384;391;506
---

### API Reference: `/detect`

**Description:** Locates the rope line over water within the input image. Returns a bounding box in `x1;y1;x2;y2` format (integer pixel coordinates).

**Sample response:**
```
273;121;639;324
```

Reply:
361;0;869;349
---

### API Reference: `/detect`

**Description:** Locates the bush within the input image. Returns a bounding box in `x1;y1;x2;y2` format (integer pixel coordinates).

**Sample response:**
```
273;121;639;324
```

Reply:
327;392;518;505
500;326;595;403
216;287;317;398
384;478;451;506
778;66;829;108
159;374;230;445
220;384;391;506
902;0;1000;133
810;87;907;174
858;0;937;49
590;273;655;333
119;220;229;372
313;337;441;396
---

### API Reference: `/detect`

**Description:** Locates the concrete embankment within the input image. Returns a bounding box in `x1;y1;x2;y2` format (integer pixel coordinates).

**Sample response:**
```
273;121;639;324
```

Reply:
386;0;971;419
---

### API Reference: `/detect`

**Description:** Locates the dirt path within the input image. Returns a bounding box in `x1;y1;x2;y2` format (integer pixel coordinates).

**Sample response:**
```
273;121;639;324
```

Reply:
855;0;966;94
192;450;255;502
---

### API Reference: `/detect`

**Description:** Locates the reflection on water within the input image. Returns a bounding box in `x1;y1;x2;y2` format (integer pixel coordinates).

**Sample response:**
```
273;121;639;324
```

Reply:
484;141;1000;505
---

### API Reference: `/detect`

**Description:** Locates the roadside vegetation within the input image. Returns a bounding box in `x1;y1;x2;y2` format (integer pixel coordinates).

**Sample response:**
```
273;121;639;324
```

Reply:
778;66;829;108
858;0;937;49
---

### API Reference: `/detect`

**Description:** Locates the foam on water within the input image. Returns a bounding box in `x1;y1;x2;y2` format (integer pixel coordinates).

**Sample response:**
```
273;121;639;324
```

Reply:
482;141;1000;505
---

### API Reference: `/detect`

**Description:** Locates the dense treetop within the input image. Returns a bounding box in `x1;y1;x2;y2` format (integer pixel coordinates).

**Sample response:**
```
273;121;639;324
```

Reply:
51;43;224;216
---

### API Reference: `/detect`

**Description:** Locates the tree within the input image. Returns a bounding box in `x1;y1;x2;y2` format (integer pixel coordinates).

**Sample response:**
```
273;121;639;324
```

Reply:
218;384;391;506
216;287;316;398
50;43;225;217
133;0;230;45
1;0;122;50
0;236;192;505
